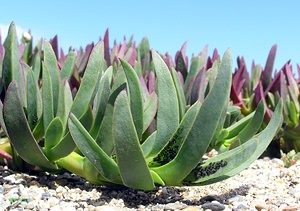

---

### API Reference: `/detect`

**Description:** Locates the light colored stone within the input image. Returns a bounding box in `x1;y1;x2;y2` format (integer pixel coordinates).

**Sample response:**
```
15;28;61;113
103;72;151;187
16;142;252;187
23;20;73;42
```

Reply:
202;201;225;211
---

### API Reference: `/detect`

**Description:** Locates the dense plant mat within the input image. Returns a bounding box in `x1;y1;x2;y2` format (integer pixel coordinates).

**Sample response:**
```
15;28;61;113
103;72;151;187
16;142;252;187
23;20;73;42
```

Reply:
0;22;288;190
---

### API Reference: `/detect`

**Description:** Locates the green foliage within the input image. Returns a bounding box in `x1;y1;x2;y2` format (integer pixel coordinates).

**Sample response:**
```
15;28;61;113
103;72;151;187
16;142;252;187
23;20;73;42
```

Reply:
0;22;285;190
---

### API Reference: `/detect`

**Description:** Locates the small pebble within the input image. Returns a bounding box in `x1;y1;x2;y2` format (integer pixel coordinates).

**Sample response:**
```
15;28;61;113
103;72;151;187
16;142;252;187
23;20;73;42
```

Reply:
255;203;269;211
164;202;188;210
202;201;225;211
233;203;248;210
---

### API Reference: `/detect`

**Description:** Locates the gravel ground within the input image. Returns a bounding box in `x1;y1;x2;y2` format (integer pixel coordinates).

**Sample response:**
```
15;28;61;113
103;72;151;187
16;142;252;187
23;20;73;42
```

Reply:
0;157;300;211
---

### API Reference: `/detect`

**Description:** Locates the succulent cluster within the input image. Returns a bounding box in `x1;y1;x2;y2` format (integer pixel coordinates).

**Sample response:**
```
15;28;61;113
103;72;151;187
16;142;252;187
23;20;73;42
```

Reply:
230;45;300;155
0;22;284;190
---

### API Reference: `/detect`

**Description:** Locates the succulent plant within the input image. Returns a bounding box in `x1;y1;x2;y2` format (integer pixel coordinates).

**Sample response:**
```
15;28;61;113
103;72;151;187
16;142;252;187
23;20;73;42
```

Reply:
0;22;283;191
68;48;282;190
281;150;300;167
229;44;300;153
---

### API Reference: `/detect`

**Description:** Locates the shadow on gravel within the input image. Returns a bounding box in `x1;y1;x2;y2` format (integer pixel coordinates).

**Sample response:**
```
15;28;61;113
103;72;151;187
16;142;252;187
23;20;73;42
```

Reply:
30;171;250;208
0;167;250;209
83;185;250;208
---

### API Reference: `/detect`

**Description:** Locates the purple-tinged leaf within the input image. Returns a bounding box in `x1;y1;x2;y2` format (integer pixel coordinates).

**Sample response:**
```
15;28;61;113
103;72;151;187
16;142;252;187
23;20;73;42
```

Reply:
50;35;59;60
251;60;256;74
206;48;219;70
230;83;248;115
184;47;208;99
230;85;242;106
198;45;208;57
254;82;264;105
103;29;111;66
0;43;4;59
78;43;94;74
111;43;119;62
139;76;150;99
0;149;12;160
206;57;213;70
297;64;300;84
60;48;66;61
177;71;184;88
124;45;137;67
239;57;250;89
0;43;4;94
267;71;287;97
279;60;291;72
254;82;272;122
148;71;156;94
262;44;277;89
233;60;250;91
129;46;137;66
212;48;219;62
164;52;175;69
118;40;127;59
237;56;246;69
70;71;80;90
283;63;298;95
175;42;188;80
18;44;25;59
282;64;300;111
237;79;246;96
233;65;245;91
58;48;66;67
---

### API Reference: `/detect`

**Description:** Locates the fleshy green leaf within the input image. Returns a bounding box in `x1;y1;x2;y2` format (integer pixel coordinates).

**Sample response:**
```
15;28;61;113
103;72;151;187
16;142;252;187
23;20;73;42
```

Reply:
171;68;186;120
32;116;44;141
191;100;283;185
152;49;232;185
141;131;157;156
3;22;26;107
0;101;8;136
90;67;113;138
56;79;73;130
71;41;104;118
61;51;76;81
142;93;158;133
44;117;64;150
42;63;54;129
95;83;126;155
78;106;94;131
68;112;121;183
137;37;150;72
148;101;202;166
236;100;266;145
31;52;41;82
120;59;144;140
3;81;57;169
184;49;207;101
147;50;179;157
113;91;154;190
45;132;76;161
43;40;60;114
27;68;42;130
223;112;255;140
